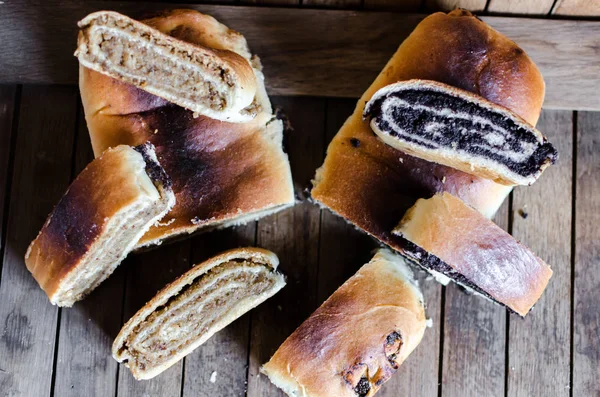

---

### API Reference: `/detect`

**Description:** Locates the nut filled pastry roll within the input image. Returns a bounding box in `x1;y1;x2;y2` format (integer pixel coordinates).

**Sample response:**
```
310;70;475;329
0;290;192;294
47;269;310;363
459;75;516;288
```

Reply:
25;143;174;307
113;248;285;380
76;11;257;122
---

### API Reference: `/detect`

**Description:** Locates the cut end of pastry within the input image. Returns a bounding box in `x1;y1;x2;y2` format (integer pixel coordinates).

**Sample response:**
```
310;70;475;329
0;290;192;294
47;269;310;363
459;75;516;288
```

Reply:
262;249;426;397
363;80;557;186
75;11;257;122
25;143;174;307
112;247;285;380
393;192;553;316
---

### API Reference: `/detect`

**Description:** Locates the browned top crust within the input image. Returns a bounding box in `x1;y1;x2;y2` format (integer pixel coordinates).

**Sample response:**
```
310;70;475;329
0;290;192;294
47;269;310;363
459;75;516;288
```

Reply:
24;145;166;301
80;9;294;247
262;250;426;397
311;10;545;252
394;192;553;316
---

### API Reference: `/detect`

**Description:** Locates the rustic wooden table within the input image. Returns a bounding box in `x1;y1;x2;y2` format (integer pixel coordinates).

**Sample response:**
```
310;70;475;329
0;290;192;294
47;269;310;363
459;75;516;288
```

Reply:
0;1;598;396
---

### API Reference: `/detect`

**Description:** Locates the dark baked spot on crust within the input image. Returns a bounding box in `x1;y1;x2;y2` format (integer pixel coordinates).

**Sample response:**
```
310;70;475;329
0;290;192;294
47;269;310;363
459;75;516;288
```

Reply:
125;103;270;231
450;8;473;17
354;377;371;397
167;24;197;43
43;176;103;266
350;138;361;148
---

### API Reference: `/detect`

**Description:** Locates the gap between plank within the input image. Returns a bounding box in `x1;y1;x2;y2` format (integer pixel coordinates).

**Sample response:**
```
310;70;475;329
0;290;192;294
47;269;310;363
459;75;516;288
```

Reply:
437;286;446;397
49;309;62;397
504;191;514;397
549;0;560;15
0;85;21;287
484;0;492;12
568;110;577;397
313;98;329;303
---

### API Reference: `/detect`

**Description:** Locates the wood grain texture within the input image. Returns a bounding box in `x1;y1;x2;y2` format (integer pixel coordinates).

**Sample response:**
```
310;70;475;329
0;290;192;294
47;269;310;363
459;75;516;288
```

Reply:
507;110;573;397
239;0;299;5
0;85;78;396
552;0;600;16
0;85;16;262
488;0;555;14
1;2;600;110
573;111;600;396
116;241;190;397
304;0;362;8
441;200;509;397
363;0;421;11
246;97;325;397
182;225;257;397
426;0;487;12
53;105;125;397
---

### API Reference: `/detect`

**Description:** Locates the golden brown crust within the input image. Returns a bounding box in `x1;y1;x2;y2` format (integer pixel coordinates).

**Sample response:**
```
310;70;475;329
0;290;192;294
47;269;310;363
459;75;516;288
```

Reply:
24;145;172;305
394;193;552;316
311;9;544;252
262;250;426;397
80;10;294;247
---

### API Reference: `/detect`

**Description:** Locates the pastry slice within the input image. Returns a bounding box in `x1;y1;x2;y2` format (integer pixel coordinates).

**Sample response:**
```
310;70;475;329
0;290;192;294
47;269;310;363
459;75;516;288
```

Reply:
113;248;285;380
80;9;295;248
76;11;257;122
364;80;557;186
262;249;426;397
25;143;175;307
394;192;552;316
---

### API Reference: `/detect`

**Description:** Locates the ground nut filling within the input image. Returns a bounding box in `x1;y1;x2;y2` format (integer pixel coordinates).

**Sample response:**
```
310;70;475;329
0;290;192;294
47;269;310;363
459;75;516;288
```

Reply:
123;260;279;370
80;13;240;112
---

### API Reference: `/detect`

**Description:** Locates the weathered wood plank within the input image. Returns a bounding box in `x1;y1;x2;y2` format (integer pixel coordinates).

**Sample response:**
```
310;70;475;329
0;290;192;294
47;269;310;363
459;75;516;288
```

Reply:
239;0;299;5
441;200;509;397
573;111;600;396
552;0;600;16
305;0;362;8
53;105;125;397
0;85;78;397
364;0;421;11
0;85;17;267
246;97;325;397
182;225;257;397
116;241;190;397
488;0;555;14
426;0;487;12
507;110;573;397
1;2;599;110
